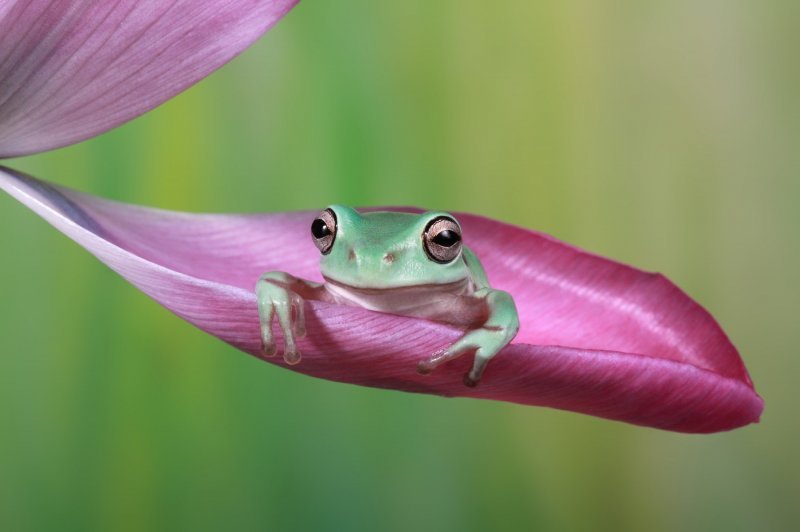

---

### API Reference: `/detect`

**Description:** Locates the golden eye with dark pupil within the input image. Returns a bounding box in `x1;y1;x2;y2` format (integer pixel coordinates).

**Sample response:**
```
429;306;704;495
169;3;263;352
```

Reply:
423;216;462;263
311;208;337;254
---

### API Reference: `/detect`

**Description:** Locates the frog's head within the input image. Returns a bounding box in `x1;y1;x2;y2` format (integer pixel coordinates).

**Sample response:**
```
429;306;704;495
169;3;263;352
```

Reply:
312;205;469;288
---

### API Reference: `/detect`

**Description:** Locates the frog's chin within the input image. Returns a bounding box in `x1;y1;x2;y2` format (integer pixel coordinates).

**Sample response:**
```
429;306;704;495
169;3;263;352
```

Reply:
321;275;475;319
322;275;471;294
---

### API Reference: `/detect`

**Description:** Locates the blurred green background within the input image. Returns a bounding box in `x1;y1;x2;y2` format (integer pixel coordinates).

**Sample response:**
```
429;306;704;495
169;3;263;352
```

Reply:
1;1;797;530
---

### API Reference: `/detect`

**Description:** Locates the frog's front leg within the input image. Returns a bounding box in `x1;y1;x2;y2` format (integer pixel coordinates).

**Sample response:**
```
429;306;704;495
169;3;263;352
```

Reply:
256;272;328;365
417;288;519;387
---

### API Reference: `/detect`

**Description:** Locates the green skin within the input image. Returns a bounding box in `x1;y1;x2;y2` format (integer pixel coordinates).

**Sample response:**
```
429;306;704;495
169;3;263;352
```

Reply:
256;205;520;387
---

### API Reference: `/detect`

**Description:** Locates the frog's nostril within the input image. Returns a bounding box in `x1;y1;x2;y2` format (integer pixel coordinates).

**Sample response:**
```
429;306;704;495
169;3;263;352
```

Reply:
383;253;395;264
348;249;357;262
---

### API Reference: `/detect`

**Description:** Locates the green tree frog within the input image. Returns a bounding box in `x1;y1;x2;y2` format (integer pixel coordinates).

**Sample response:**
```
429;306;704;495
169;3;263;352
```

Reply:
256;206;520;387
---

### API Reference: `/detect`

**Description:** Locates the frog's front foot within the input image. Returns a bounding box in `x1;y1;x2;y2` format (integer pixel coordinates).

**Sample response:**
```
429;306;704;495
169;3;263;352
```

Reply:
416;327;506;387
256;272;307;365
417;289;519;387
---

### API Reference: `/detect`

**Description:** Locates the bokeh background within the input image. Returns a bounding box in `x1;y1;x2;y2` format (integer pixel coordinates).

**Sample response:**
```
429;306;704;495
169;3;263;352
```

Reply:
1;1;797;530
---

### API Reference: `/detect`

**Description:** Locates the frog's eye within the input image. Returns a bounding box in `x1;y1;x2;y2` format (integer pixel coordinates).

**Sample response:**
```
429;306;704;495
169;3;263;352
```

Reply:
311;208;337;254
423;216;462;263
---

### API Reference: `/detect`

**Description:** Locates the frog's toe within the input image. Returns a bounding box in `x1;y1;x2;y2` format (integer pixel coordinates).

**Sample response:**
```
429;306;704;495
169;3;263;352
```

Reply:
260;324;277;358
418;342;473;376
291;293;306;338
283;346;301;365
463;373;480;387
464;347;494;387
261;338;277;358
416;360;434;375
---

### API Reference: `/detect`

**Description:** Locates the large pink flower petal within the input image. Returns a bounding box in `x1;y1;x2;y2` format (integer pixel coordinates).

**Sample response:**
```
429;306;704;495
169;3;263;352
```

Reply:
0;0;298;157
0;167;763;433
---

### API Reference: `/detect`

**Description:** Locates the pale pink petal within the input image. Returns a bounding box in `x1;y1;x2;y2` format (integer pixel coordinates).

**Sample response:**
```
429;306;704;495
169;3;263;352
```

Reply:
0;167;763;433
0;0;298;157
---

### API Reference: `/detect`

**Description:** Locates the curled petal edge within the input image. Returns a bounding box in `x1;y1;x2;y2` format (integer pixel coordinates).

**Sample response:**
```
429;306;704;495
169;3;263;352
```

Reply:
0;167;763;433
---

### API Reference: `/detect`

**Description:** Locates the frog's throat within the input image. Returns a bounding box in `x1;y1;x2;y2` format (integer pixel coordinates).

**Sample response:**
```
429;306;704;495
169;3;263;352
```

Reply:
322;276;479;324
322;275;472;295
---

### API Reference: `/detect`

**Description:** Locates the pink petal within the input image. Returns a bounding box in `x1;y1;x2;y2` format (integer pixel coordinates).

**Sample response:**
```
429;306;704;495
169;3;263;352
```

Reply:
0;167;763;433
0;0;298;157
